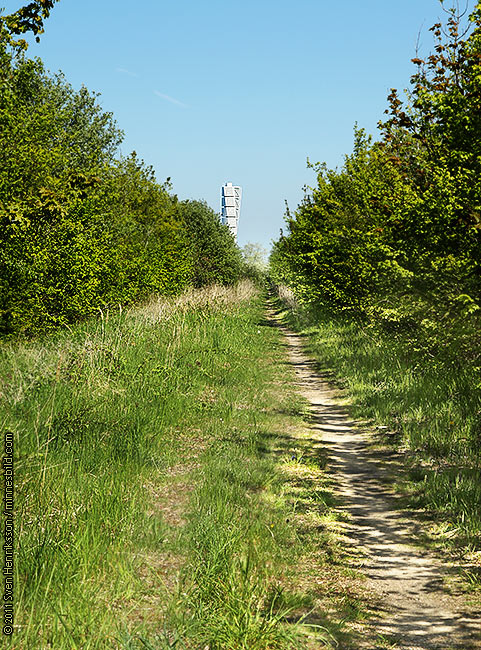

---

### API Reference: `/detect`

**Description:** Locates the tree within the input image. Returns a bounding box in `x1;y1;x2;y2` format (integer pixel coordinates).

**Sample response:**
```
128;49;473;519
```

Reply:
180;200;243;287
0;1;60;82
380;2;481;233
2;1;60;42
0;57;123;210
241;242;269;272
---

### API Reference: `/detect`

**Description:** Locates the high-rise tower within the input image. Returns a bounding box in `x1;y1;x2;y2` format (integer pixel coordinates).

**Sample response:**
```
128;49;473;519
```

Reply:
220;182;242;242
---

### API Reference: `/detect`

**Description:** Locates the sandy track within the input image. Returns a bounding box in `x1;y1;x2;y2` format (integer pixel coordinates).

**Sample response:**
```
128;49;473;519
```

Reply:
280;323;481;649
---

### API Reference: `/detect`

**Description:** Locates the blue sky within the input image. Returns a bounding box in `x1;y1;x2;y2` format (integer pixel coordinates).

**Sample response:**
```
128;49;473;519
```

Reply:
1;0;475;249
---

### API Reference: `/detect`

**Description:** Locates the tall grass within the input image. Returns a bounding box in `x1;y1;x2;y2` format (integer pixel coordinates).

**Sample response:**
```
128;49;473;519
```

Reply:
5;281;358;649
273;285;481;554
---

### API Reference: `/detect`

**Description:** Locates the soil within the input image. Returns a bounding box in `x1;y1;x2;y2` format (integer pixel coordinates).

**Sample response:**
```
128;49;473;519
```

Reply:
280;323;481;650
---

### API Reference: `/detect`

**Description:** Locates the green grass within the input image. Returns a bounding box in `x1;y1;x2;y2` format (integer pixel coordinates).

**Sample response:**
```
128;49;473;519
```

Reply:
272;284;481;573
4;282;370;649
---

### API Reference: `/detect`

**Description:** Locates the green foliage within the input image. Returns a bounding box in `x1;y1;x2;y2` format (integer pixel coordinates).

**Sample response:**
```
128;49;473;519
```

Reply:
270;1;481;544
241;242;269;272
181;199;244;287
0;55;122;203
271;130;417;311
0;67;191;336
0;11;246;337
2;0;59;42
270;2;481;365
241;242;269;284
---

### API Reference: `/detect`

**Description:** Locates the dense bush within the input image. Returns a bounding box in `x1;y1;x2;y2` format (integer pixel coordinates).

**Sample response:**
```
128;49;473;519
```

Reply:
0;5;244;337
270;2;481;366
181;199;243;287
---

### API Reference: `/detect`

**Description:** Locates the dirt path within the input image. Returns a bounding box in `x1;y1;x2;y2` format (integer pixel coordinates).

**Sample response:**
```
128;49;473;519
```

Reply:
280;323;481;649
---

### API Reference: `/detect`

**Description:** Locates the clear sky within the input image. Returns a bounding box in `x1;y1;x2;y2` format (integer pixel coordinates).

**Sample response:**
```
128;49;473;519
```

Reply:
1;0;476;250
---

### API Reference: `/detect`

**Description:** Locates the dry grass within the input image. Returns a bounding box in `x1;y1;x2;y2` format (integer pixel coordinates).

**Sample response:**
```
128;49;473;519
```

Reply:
276;284;299;311
1;282;258;412
136;279;258;323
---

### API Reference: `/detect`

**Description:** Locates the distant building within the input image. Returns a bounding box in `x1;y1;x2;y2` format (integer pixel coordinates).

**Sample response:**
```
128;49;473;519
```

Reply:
220;182;242;242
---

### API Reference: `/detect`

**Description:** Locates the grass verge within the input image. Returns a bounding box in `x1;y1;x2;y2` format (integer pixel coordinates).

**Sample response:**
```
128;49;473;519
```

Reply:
4;281;371;649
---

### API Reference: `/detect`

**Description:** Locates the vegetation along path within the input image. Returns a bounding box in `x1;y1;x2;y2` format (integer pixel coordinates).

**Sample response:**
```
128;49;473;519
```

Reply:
271;306;481;650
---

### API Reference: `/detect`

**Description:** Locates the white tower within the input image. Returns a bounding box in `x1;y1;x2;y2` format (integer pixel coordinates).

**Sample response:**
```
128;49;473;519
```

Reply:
220;182;242;242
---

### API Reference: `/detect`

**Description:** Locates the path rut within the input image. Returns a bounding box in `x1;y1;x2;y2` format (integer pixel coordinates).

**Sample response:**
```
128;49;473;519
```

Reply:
281;324;481;649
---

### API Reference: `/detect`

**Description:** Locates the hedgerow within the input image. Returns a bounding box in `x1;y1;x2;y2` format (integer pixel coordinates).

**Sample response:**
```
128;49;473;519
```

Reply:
0;5;243;337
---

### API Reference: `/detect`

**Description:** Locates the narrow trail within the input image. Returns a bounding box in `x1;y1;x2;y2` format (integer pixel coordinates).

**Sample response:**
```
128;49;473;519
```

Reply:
277;320;481;649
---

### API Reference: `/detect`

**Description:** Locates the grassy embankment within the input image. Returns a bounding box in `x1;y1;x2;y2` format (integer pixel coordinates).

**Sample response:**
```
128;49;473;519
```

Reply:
5;281;375;649
273;284;481;591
